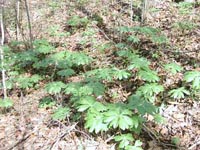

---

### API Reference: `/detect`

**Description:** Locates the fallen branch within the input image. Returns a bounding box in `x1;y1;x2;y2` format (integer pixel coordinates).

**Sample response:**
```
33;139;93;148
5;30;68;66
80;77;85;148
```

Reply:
7;133;31;150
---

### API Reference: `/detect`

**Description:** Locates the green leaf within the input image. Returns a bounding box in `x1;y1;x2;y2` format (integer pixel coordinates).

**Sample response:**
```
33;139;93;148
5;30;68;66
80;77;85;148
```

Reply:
119;115;133;130
91;101;107;112
78;86;93;96
85;110;108;133
173;21;196;31
184;71;200;82
17;78;33;89
138;69;159;82
171;137;180;145
0;98;13;108
36;44;54;54
154;114;166;124
184;71;200;89
125;145;143;150
17;50;38;63
33;39;54;54
118;26;132;33
177;2;193;15
164;63;183;74
16;74;42;89
85;68;114;81
57;69;75;77
117;50;134;57
45;81;66;94
6;80;14;90
70;52;92;65
86;67;130;81
125;140;143;150
67;16;89;27
132;116;139;128
51;51;68;60
52;107;70;121
85;80;105;96
128;35;140;43
33;57;54;69
39;97;56;108
128;56;150;70
104;104;134;130
133;26;159;36
128;94;157;115
114;134;134;148
76;96;96;112
169;87;190;99
151;35;168;44
64;82;82;95
134;140;143;147
29;74;42;83
136;83;164;102
114;69;131;80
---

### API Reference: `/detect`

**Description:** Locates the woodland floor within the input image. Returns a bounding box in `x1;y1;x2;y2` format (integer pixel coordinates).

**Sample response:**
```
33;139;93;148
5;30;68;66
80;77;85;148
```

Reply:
0;0;200;150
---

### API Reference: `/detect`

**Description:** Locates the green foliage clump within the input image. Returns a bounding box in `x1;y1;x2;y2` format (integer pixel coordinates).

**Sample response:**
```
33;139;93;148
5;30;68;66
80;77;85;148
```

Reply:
57;69;75;77
33;39;55;54
39;97;56;108
66;15;89;33
128;94;158;115
2;36;169;149
117;50;160;82
85;79;105;96
103;104;136;130
15;74;42;89
85;67;131;82
169;87;190;99
118;26;168;45
1;0;199;147
136;83;164;102
114;134;143;150
52;107;71;121
177;2;194;14
138;69;159;82
48;25;70;37
45;81;66;94
173;21;197;33
184;71;200;89
0;98;13;108
164;63;183;74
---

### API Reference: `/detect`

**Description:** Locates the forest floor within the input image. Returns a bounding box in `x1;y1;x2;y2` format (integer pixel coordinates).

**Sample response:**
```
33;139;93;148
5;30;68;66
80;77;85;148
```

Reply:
0;0;200;150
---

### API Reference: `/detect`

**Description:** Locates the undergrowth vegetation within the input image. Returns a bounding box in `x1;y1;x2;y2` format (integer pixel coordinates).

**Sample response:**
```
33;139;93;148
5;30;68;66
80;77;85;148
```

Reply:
1;0;200;149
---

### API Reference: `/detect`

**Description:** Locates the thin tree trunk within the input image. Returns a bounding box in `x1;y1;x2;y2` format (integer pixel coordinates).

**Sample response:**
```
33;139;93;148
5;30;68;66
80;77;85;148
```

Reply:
16;0;20;40
130;0;133;26
24;0;33;49
141;0;149;24
0;1;7;99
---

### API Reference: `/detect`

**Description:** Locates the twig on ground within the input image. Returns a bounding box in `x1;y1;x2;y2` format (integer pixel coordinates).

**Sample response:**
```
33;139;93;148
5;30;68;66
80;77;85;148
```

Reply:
50;123;77;150
74;128;93;140
105;135;114;143
188;139;200;150
142;124;178;148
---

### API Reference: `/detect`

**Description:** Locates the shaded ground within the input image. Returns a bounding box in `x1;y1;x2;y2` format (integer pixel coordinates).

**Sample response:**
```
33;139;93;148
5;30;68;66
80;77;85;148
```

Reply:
0;88;113;150
0;0;200;149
